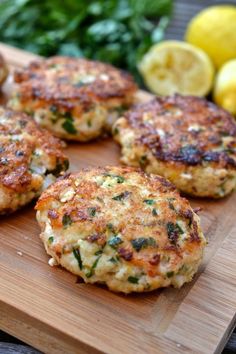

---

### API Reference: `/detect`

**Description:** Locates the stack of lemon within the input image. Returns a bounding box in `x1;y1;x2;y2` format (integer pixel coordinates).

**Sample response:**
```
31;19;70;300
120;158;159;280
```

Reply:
139;5;236;116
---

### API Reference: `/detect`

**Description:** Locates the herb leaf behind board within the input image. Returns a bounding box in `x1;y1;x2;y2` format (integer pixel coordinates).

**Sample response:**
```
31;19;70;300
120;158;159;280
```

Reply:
0;0;172;83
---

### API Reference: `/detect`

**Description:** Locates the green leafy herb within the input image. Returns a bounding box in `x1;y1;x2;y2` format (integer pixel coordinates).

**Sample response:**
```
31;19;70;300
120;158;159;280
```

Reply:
166;222;184;244
128;276;139;284
166;271;174;278
178;264;188;274
74;81;86;88
104;173;125;183
109;256;119;264
143;199;155;205
95;250;103;256
108;236;123;249
106;223;116;234
62;214;72;228
152;208;158;216
73;248;83;270
147;237;157;247
139;155;148;167
167;197;176;211
50;105;58;113
0;0;172;83
87;119;92;127
62;117;77;134
51;158;69;175
48;236;54;244
86;256;101;278
87;207;96;217
114;105;127;116
112;191;130;201
176;223;184;234
115;175;125;183
131;237;156;252
113;127;119;135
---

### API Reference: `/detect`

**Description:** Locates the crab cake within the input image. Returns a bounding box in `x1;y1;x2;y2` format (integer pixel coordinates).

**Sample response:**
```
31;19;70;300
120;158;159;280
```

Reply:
9;56;137;141
35;166;206;294
113;94;236;198
0;108;69;215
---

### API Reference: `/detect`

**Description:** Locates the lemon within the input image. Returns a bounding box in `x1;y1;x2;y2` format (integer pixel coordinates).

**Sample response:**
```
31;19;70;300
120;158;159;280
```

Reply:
185;5;236;69
138;40;214;96
214;59;236;116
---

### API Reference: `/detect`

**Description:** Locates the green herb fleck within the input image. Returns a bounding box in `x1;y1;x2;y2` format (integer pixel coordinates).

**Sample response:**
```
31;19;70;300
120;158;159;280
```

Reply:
48;236;54;244
115;175;125;183
73;248;83;270
95;249;103;256
144;199;155;205
152;208;158;216
178;264;188;274
62;116;77;134
128;276;139;284
131;238;147;251
109;256;119;264
168;202;175;210
113;127;119;135
176;223;184;234
131;237;157;252
139;155;148;167
114;105;127;116
74;81;86;88
104;173;125;183
62;214;72;228
50;105;58;113
147;237;157;247
166;271;174;278
166;222;184;244
87;119;92;127
86;256;101;278
106;223;116;234
52;159;69;175
87;207;96;217
112;191;130;201
108;236;123;249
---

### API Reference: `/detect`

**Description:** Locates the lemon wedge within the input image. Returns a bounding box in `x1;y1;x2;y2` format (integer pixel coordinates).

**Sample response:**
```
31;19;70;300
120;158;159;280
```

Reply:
214;59;236;116
138;40;214;96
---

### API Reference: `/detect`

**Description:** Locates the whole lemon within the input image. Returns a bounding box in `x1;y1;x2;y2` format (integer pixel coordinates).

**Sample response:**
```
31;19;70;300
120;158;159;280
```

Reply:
185;5;236;69
214;59;236;116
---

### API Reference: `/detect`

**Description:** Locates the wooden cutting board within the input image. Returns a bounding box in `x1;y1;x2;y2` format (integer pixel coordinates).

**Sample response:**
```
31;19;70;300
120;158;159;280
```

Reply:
0;42;235;354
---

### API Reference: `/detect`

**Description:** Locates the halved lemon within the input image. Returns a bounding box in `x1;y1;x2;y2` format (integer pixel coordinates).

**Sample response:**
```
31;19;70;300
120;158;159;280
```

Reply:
214;59;236;116
138;40;214;96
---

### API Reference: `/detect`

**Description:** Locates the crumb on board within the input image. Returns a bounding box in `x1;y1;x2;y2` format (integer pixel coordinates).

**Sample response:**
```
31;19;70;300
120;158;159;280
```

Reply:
48;257;58;267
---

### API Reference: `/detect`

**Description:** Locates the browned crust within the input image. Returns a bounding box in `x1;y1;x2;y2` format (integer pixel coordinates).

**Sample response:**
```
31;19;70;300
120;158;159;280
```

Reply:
13;56;137;110
123;94;236;168
0;108;68;192
36;166;203;276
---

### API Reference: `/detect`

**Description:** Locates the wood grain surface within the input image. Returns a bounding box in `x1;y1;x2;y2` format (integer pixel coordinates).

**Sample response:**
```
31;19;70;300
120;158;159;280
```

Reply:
0;42;236;354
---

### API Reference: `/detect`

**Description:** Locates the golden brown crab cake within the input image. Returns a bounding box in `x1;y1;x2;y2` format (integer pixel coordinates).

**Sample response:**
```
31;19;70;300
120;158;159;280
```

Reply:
9;56;137;141
0;108;69;215
35;166;206;294
113;94;236;198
